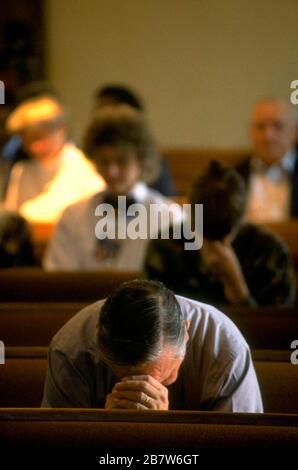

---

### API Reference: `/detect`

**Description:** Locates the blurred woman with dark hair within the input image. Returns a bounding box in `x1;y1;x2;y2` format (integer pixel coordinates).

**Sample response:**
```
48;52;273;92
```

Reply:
44;105;182;271
94;83;177;197
145;161;296;306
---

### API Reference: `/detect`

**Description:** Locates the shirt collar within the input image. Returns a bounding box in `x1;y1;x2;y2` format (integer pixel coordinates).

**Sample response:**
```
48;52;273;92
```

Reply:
98;182;149;205
252;148;296;182
280;148;296;174
129;182;149;203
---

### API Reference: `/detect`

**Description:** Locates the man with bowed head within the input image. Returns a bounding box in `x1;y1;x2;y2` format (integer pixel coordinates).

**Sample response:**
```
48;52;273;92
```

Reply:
42;279;263;412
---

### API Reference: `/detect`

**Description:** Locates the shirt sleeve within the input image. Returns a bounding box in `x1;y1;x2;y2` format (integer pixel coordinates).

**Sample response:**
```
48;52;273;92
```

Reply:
206;347;263;413
41;347;92;408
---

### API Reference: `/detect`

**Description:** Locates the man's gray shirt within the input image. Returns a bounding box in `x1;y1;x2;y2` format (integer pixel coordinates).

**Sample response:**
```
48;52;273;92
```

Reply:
41;296;263;412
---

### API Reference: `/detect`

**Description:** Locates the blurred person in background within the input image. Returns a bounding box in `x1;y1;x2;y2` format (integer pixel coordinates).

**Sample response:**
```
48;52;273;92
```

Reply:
237;98;298;222
44;105;182;271
0;207;37;268
4;87;105;223
95;83;177;197
1;82;61;191
145;161;296;306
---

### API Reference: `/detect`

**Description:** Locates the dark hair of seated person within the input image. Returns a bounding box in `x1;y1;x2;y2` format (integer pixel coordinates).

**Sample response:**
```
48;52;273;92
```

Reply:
95;84;144;111
83;105;160;185
190;161;247;240
0;209;37;268
97;279;185;366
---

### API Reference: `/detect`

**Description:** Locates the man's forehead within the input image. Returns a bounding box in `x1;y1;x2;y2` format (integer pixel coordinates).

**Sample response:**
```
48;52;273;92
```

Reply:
251;100;294;122
108;346;181;384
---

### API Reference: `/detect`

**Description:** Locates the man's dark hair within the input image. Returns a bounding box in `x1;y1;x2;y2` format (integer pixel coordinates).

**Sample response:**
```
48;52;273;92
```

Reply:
97;279;185;365
190;161;247;240
95;84;144;111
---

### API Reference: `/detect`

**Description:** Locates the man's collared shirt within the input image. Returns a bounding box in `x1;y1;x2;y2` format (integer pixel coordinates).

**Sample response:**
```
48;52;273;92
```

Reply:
41;296;263;412
246;149;296;223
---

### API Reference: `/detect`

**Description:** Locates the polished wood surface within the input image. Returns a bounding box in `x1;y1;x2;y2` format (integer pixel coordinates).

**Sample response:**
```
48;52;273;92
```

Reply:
162;147;249;195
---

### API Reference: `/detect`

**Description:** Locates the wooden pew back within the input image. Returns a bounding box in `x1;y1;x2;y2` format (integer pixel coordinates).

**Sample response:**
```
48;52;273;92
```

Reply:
1;347;298;413
0;348;47;407
255;359;298;414
223;306;298;350
0;303;85;346
1;303;297;348
0;408;297;448
0;269;140;302
162;147;249;195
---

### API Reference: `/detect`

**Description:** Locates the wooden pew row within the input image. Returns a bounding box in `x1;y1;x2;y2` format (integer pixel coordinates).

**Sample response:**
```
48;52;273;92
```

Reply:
0;408;297;449
30;223;55;265
0;302;85;346
0;268;297;305
0;303;297;348
162;147;249;196
223;305;298;350
0;348;47;407
0;348;297;414
0;269;141;302
254;360;298;415
30;215;298;266
265;220;298;258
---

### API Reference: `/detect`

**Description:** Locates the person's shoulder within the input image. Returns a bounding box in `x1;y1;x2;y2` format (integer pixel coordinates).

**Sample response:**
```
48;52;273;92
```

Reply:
236;223;289;253
59;192;102;221
177;295;249;356
61;142;86;161
61;143;97;170
143;185;177;205
50;300;105;360
237;223;267;240
144;187;184;219
234;154;253;184
147;221;187;250
177;295;233;327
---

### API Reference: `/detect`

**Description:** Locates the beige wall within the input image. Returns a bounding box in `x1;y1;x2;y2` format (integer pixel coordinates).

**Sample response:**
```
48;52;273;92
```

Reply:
45;0;297;148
